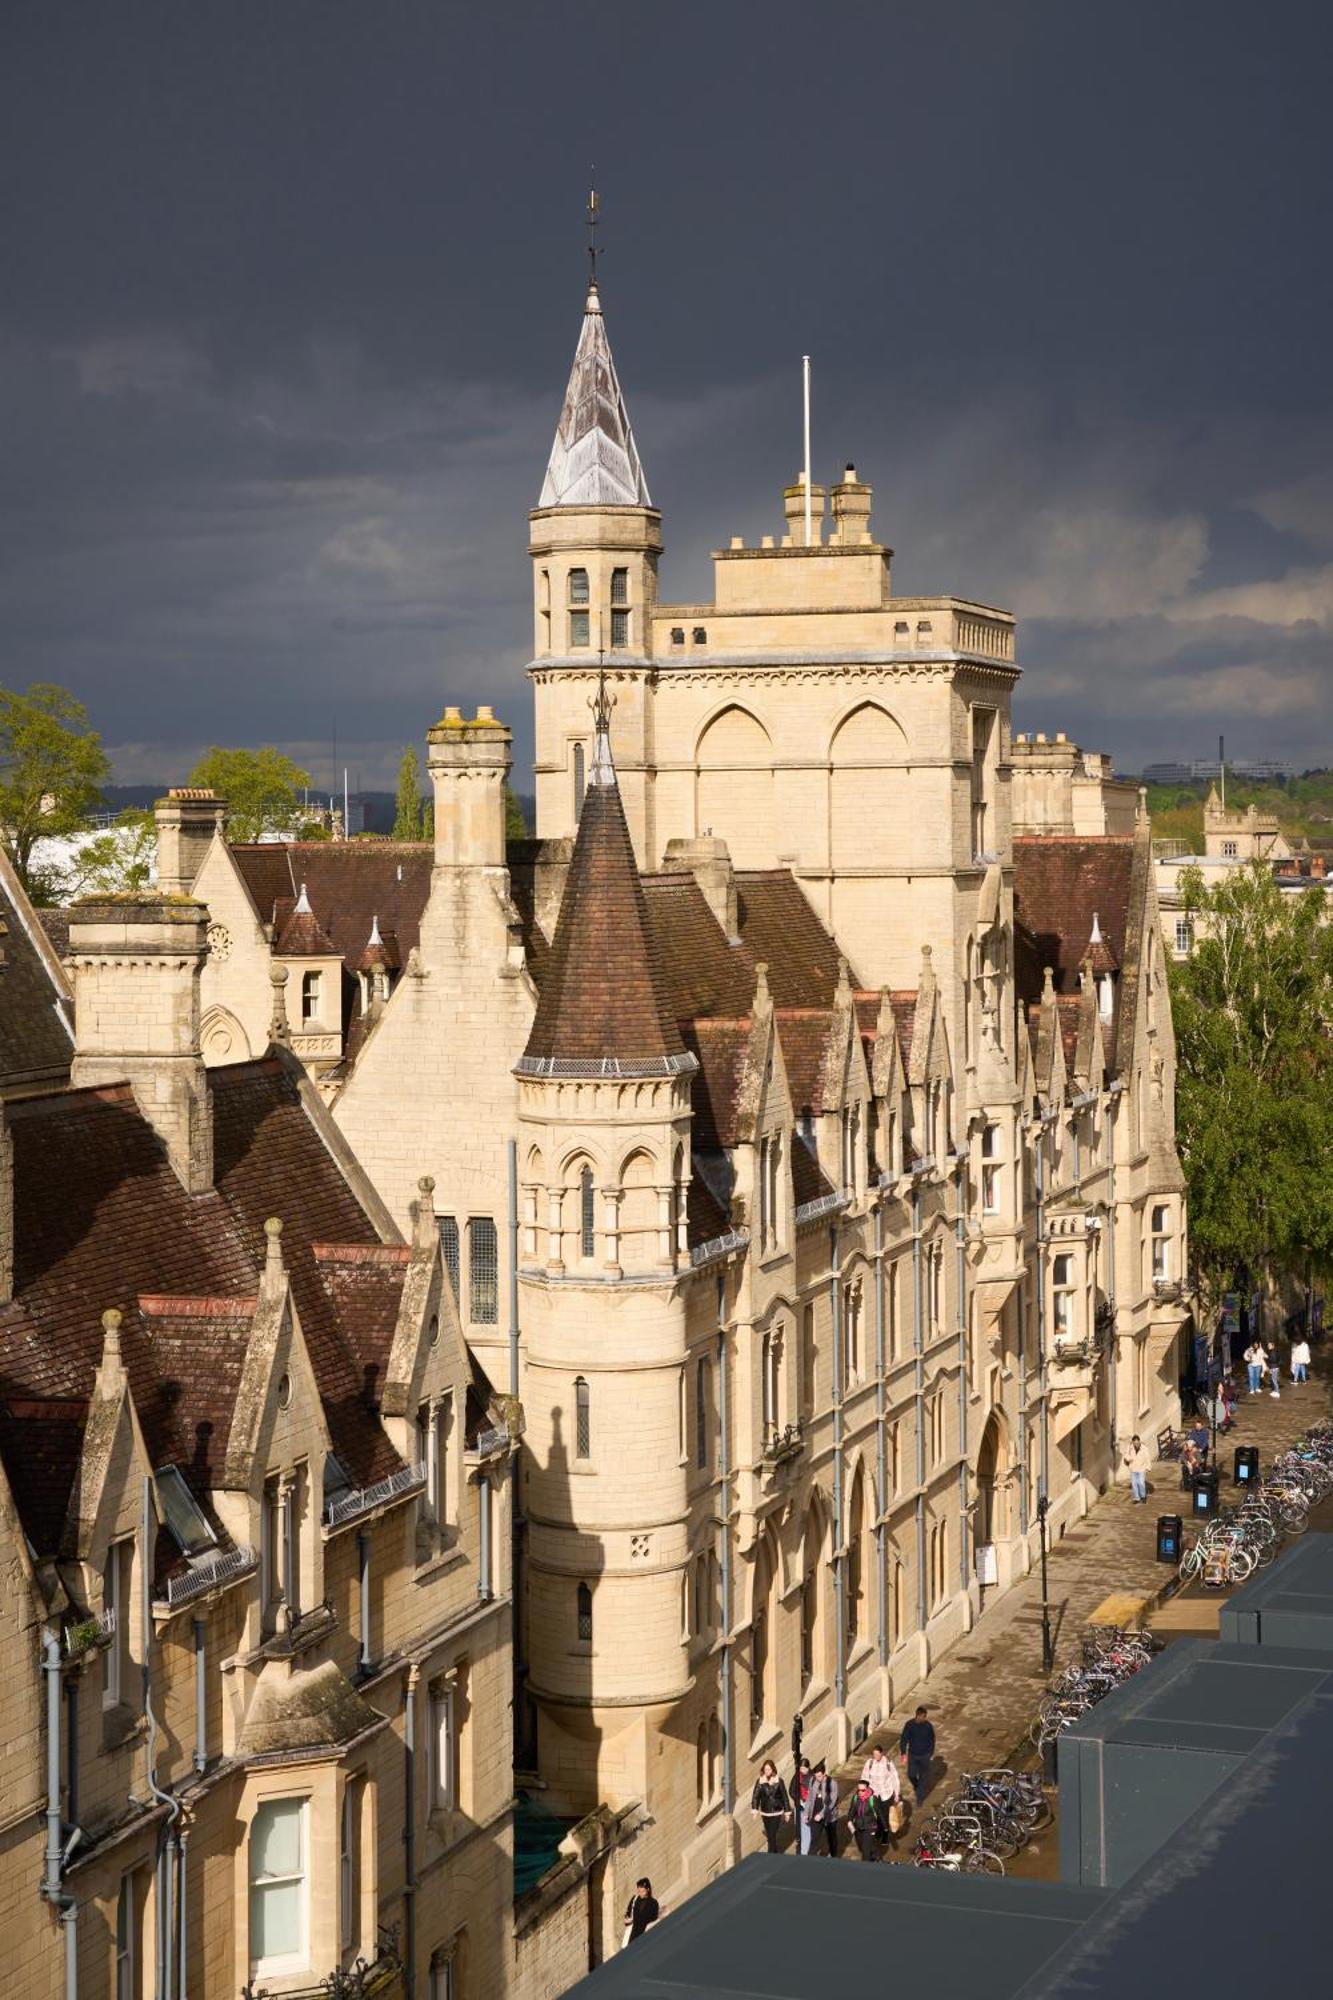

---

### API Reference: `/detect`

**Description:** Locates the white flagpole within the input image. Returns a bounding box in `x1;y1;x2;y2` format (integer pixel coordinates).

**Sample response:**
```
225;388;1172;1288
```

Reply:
802;354;812;546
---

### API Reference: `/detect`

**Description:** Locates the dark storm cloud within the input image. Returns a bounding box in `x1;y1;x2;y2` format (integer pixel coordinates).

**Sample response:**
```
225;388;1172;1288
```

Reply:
2;0;1331;785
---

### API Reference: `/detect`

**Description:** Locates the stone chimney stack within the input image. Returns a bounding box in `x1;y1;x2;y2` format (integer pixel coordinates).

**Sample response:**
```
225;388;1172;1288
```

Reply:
830;465;873;545
426;706;512;870
661;834;739;942
155;789;226;898
68;896;213;1192
783;474;826;546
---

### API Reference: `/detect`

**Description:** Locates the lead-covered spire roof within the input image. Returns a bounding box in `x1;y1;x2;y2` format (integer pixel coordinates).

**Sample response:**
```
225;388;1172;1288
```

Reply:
537;281;652;509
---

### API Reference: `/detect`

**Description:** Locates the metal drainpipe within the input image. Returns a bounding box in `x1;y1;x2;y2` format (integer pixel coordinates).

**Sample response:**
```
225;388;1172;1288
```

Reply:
176;1827;189;2000
1035;1130;1050;1510
403;1664;419;1999
873;1201;889;1670
1106;1145;1118;1439
717;1272;734;1816
1016;1267;1029;1535
143;1476;179;2000
65;1678;79;1828
357;1530;372;1678
42;1628;63;1901
507;1138;520;1397
912;1185;927;1634
192;1619;206;1775
955;1159;969;1593
61;1900;78;2000
830;1223;846;1711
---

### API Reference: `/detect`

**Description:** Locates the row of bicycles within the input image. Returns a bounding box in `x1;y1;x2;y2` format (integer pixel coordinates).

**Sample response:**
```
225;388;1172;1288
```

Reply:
1178;1423;1333;1586
910;1767;1052;1875
1030;1624;1164;1756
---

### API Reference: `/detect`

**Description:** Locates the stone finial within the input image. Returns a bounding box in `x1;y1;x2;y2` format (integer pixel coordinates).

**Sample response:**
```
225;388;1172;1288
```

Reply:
1137;786;1149;822
406;945;427;982
293;882;312;915
96;1308;126;1394
835;954;852;1003
268;964;290;1045
1042;965;1056;1001
1078;957;1092;993
264;1217;285;1280
414;1175;437;1249
753;961;771;1012
919;942;936;994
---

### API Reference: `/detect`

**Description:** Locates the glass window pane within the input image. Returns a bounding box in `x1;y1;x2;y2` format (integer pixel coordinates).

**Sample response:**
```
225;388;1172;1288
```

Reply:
438;1216;460;1302
610;567;629;605
568;568;589;605
252;1879;302;1962
610;609;629;648
252;1799;303;1878
468;1217;498;1324
569;611;590;647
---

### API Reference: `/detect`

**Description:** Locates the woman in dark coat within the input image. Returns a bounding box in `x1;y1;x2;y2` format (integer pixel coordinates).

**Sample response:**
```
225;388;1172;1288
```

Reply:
750;1758;792;1852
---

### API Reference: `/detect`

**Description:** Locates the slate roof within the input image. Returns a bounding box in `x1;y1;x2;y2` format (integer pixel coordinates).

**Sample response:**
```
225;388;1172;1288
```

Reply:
639;870;847;1019
1012;838;1133;1001
231;842;432;976
0;858;73;1093
537;281;652;510
521;759;687;1071
684;1020;751;1151
0;1057;411;1556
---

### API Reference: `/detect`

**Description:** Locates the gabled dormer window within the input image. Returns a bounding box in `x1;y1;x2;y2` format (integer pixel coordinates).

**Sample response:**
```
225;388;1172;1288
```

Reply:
156;1465;217;1558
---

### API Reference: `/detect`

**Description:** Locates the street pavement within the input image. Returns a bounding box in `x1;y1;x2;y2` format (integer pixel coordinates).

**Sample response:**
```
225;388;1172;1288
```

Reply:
824;1352;1333;1867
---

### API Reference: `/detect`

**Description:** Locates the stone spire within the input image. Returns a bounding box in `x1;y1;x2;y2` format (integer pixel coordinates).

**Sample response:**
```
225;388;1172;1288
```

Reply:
517;711;689;1077
537;281;652;509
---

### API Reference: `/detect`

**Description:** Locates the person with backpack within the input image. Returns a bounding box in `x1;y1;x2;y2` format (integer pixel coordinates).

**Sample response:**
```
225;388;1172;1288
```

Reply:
860;1742;901;1844
750;1758;792;1853
846;1779;881;1863
805;1761;840;1856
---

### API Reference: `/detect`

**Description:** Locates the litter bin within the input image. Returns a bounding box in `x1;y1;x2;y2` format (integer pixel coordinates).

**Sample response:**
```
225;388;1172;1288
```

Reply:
1191;1468;1220;1518
1156;1513;1183;1562
1233;1445;1259;1487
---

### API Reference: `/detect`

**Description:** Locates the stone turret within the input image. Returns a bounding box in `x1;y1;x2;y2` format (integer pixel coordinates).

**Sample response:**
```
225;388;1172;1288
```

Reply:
426;705;512;871
154;788;227;898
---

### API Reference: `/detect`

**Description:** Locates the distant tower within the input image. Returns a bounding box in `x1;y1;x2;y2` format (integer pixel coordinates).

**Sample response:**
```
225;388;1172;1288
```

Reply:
514;677;697;1810
529;206;662;857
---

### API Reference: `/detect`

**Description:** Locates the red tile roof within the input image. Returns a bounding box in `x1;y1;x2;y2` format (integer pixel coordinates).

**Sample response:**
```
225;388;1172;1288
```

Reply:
0;865;73;1093
684;1019;751;1150
1012;838;1133;1002
232;842;432;975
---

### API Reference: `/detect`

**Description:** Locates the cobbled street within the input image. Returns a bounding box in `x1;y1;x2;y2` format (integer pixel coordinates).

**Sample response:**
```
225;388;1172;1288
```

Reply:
827;1350;1333;1870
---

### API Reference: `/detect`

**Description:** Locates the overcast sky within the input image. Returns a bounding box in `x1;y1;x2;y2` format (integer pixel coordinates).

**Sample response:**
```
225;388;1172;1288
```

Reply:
3;0;1332;791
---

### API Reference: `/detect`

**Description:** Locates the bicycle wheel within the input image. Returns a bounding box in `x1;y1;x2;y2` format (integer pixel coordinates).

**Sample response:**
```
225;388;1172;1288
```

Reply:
964;1848;1005;1876
1229;1547;1256;1582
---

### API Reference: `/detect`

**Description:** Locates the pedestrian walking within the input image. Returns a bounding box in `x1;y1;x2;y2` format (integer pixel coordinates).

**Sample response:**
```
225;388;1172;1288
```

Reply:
846;1779;881;1863
860;1742;901;1845
1265;1340;1281;1397
621;1879;659;1948
794;1756;813;1855
750;1758;792;1853
1291;1336;1311;1386
805;1761;839;1857
1245;1340;1265;1397
1123;1434;1152;1503
899;1705;937;1808
1221;1376;1237;1429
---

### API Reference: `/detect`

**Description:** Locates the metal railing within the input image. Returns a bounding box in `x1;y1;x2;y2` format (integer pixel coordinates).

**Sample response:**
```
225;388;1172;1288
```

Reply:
795;1188;850;1225
324;1461;425;1529
690;1226;750;1269
158;1544;258;1610
515;1052;698;1080
64;1606;115;1656
469;1425;511;1461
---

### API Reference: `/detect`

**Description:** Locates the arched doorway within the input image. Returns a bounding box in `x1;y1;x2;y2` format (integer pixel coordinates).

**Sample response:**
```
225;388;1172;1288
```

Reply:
975;1411;1010;1547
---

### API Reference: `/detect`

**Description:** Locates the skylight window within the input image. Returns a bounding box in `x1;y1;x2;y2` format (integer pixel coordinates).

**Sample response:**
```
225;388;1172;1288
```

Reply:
156;1466;217;1558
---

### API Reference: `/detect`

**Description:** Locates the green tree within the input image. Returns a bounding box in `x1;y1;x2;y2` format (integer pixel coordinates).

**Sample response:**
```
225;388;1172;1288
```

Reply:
0;680;110;895
66;807;156;898
504;785;528;841
1171;862;1333;1318
188;746;311;844
392;745;424;841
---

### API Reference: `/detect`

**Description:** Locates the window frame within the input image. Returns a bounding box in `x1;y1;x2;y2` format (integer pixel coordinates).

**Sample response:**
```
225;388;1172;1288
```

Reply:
467;1216;499;1325
249;1796;310;1979
574;1376;591;1460
429;1681;455;1814
576;1580;593;1645
579;1166;596;1260
339;1782;358;1957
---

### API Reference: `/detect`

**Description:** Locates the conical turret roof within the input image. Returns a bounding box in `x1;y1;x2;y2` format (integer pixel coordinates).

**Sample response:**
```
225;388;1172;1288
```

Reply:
518;712;688;1076
537;282;652;509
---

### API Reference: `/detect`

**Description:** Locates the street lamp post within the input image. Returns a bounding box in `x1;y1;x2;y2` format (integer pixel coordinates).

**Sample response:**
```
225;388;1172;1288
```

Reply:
1036;1489;1054;1676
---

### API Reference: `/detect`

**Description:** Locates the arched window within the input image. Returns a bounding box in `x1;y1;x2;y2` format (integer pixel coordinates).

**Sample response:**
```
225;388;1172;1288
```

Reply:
576;1581;593;1644
574;1376;590;1460
761;1329;779;1433
693;1554;706;1635
846;1468;865;1644
579;1166;595;1259
695;1357;710;1471
696;1720;708;1806
802;1303;816;1413
573;741;586;819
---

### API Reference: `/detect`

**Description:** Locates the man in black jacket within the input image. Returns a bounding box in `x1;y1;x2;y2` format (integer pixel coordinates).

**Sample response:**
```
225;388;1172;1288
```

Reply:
899;1705;936;1807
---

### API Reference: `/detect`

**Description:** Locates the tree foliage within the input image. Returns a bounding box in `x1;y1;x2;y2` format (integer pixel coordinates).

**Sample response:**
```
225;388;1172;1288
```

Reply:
504;785;527;841
189;746;311;844
392;745;424;841
65;808;156;899
0;680;110;893
1171;863;1333;1312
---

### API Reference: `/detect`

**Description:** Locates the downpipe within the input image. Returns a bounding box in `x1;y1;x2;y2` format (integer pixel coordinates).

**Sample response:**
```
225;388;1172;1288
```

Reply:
955;1156;969;1592
912;1186;927;1633
873;1201;889;1670
717;1273;735;1817
830;1223;846;1711
41;1626;81;1998
143;1476;181;2000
